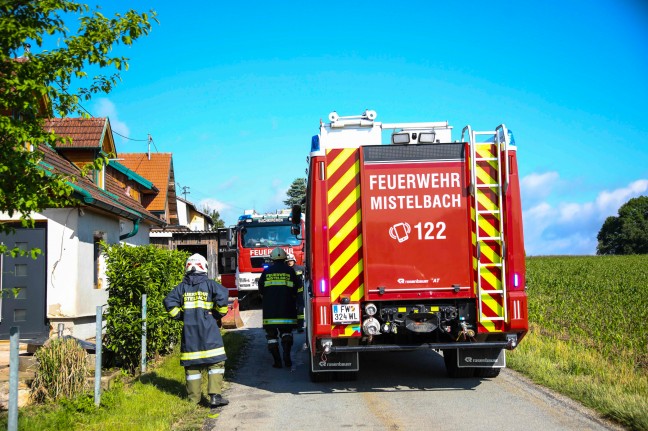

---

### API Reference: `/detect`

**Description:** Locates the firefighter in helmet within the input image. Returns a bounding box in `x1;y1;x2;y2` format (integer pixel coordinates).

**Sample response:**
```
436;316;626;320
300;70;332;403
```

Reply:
259;247;301;368
164;253;230;408
286;253;305;333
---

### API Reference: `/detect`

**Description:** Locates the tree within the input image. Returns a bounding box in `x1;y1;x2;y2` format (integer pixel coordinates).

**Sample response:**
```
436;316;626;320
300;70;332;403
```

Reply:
283;178;306;207
204;207;226;229
597;196;648;255
0;2;157;254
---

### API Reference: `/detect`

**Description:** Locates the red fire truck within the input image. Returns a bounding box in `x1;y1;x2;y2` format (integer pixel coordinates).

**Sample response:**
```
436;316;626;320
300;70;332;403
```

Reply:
218;209;305;305
293;110;528;381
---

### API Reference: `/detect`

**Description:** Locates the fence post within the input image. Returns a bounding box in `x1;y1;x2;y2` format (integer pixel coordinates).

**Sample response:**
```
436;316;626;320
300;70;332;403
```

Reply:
8;326;19;431
94;305;102;407
141;293;147;373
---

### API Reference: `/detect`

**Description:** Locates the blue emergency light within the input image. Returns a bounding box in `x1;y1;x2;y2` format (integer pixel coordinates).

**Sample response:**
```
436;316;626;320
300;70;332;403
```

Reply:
311;135;320;152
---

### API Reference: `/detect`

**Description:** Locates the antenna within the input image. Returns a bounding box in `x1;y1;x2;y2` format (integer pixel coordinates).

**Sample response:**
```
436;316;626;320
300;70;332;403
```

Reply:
181;185;190;200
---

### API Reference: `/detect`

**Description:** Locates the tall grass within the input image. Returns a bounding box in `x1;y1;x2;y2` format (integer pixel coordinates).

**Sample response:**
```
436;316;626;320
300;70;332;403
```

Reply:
508;255;648;431
0;330;248;431
30;338;89;403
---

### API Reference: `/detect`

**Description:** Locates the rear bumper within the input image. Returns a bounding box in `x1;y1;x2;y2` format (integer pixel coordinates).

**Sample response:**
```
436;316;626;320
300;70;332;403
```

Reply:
328;340;511;353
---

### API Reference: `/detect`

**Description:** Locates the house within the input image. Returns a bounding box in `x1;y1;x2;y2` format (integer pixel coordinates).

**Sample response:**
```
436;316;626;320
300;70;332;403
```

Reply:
176;196;213;231
0;117;165;341
118;154;222;277
118;153;179;225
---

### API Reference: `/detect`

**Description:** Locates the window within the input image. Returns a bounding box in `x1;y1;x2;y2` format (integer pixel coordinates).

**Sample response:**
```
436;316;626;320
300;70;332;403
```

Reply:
93;232;106;289
94;165;105;189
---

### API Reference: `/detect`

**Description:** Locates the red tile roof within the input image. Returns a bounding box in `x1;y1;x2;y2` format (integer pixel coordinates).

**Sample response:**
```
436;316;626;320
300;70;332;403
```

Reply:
38;144;163;225
43;117;115;154
118;153;174;212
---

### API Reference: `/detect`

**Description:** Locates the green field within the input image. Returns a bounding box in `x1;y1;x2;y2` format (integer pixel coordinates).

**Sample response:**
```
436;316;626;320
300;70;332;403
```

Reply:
508;255;648;431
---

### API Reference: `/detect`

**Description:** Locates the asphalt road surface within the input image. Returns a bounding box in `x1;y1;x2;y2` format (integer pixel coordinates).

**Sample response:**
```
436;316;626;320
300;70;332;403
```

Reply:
207;309;625;431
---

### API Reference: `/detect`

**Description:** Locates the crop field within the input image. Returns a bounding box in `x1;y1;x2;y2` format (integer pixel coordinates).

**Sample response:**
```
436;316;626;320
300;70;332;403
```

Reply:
507;254;648;430
526;254;648;364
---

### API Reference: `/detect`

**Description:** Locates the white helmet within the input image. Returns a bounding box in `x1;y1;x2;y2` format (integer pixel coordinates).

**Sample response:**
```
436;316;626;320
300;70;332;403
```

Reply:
286;253;296;262
270;247;287;261
186;253;208;273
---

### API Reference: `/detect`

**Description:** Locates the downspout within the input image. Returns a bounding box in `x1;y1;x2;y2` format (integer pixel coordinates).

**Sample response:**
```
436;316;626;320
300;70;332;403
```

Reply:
120;218;140;241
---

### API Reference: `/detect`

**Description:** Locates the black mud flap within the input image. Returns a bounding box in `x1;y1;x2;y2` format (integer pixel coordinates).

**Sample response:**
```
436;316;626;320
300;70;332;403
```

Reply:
311;351;359;372
458;348;505;368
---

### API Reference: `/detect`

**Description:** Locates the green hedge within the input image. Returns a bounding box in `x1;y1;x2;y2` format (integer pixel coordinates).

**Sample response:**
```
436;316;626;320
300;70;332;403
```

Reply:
103;244;188;372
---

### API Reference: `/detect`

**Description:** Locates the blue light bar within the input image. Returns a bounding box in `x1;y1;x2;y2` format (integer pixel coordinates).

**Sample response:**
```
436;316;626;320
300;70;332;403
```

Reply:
238;214;252;221
311;135;320;152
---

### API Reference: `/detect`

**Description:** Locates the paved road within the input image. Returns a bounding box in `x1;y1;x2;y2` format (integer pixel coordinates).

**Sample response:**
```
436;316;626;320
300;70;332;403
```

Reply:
208;309;625;431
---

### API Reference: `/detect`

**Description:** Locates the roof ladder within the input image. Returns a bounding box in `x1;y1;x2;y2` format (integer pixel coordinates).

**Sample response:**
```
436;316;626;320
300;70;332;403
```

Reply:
462;125;510;331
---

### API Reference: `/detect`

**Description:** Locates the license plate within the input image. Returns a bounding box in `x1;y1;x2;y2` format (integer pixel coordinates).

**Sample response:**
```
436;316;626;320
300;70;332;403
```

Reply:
332;303;360;324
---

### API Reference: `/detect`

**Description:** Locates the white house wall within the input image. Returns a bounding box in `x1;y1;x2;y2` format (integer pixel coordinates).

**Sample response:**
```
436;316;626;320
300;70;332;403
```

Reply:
119;218;152;246
177;199;188;226
45;208;116;339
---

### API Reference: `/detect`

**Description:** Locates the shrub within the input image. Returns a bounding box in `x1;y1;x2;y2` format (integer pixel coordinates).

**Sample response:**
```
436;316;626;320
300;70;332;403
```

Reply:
103;244;188;372
31;337;89;403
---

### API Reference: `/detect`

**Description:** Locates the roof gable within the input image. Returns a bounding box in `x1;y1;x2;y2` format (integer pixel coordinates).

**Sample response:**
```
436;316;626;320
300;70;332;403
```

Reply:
43;117;116;156
118;153;175;213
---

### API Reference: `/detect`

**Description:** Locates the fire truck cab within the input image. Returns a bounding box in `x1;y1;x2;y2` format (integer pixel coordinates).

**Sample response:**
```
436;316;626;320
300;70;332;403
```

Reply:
296;110;528;381
219;209;305;306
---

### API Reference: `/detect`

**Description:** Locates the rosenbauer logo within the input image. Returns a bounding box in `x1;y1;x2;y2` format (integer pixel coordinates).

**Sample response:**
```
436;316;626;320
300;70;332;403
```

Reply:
319;360;352;368
397;278;428;284
464;357;499;363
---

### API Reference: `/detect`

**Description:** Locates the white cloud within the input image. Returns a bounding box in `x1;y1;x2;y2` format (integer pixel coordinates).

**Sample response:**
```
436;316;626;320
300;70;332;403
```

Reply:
520;171;560;205
199;198;237;226
93;98;130;142
199;198;230;213
522;176;648;255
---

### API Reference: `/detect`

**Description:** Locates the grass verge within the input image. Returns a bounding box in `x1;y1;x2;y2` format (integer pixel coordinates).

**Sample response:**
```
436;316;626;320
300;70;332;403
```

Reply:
0;329;248;431
508;324;648;431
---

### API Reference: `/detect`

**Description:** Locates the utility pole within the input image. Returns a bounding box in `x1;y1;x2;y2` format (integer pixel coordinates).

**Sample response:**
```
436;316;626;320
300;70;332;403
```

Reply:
181;185;190;200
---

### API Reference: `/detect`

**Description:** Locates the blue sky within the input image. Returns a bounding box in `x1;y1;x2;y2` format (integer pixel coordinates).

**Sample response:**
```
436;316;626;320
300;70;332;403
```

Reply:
62;0;647;255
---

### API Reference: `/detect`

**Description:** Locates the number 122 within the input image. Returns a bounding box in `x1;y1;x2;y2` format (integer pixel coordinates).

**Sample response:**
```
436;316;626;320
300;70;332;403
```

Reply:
414;221;446;240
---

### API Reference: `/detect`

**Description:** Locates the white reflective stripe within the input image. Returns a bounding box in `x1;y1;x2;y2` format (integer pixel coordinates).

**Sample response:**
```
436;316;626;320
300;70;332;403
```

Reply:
184;300;214;309
281;333;292;339
267;339;278;344
264;280;294;287
186;373;202;381
180;346;226;361
208;368;225;375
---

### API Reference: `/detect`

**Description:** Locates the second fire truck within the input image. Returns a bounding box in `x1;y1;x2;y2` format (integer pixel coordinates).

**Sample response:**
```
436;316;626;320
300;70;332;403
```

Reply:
218;209;305;305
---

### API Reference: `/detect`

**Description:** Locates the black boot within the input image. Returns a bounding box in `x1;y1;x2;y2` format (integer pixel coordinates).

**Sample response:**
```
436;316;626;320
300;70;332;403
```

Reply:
210;394;229;408
268;343;282;368
281;335;293;367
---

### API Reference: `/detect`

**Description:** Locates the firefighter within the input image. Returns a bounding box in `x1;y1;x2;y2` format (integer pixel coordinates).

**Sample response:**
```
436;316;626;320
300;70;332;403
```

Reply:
259;247;301;368
164;253;230;408
286;253;305;333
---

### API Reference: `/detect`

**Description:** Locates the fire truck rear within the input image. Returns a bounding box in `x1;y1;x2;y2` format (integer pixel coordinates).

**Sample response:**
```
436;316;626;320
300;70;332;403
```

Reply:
295;110;528;381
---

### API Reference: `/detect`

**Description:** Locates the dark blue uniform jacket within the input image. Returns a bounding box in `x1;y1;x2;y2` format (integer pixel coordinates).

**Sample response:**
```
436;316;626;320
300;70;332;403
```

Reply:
259;261;301;329
164;272;229;366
